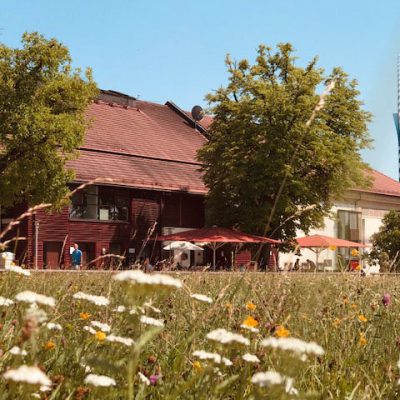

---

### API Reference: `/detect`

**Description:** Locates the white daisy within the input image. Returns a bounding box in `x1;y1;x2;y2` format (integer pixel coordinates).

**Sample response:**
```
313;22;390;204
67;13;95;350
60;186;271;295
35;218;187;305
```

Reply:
5;264;31;276
83;326;97;335
192;350;232;366
40;385;52;392
190;294;213;304
113;305;126;313
139;315;164;327
261;337;324;356
138;372;150;386
15;291;55;307
0;296;14;306
90;321;111;333
113;270;182;289
251;371;284;387
73;292;110;306
285;377;299;395
206;328;249;346
46;323;62;331
106;335;134;346
242;353;260;363
84;374;116;387
3;365;52;386
9;346;27;356
25;304;48;324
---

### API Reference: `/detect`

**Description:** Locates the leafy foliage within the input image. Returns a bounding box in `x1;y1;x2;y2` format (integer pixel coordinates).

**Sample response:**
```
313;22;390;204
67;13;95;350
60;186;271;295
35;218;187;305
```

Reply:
370;210;400;271
0;32;98;208
198;44;372;242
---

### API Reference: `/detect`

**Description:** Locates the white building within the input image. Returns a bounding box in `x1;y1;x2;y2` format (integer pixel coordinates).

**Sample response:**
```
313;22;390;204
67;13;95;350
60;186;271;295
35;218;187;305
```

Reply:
280;170;400;271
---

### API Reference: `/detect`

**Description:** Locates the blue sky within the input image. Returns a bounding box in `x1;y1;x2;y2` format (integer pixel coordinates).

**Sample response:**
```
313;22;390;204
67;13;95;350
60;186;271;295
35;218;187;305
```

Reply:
2;0;400;178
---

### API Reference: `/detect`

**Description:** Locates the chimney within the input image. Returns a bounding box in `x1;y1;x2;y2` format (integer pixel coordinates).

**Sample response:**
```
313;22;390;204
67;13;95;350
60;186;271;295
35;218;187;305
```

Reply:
98;90;137;108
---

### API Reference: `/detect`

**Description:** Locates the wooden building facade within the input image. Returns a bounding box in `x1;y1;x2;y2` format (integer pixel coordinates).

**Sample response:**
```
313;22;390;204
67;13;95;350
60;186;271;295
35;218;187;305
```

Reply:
2;90;210;268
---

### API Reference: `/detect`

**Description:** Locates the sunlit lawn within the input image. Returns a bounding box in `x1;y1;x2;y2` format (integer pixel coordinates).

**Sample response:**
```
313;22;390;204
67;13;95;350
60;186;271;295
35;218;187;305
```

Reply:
0;270;400;399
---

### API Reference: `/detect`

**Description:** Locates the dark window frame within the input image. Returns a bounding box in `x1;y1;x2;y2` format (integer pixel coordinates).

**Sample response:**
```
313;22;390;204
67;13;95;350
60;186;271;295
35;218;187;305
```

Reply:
69;185;130;222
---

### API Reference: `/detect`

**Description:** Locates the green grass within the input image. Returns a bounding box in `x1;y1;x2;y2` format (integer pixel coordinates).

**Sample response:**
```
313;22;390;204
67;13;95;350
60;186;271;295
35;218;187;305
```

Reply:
0;271;400;399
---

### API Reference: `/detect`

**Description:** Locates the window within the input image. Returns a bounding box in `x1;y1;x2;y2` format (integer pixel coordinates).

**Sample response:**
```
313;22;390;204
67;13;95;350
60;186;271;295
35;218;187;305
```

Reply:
70;186;129;221
337;210;362;263
337;210;362;242
110;242;121;255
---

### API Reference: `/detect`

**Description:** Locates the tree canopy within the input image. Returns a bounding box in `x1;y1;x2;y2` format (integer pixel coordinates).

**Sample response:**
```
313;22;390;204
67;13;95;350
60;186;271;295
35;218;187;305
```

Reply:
369;210;400;271
0;32;98;208
198;43;372;243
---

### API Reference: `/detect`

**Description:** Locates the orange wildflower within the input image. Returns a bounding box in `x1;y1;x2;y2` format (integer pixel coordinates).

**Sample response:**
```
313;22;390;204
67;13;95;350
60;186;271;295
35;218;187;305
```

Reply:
359;332;367;346
242;316;259;328
358;315;367;323
192;361;202;371
80;312;91;320
246;302;256;311
275;325;290;338
95;331;106;342
44;341;55;350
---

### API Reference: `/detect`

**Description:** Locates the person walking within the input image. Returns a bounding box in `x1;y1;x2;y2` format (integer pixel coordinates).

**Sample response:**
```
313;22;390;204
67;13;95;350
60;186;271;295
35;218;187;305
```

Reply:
71;243;83;270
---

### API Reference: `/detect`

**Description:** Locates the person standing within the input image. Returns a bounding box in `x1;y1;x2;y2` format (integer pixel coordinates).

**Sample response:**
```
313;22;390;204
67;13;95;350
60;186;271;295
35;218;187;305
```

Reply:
71;243;82;270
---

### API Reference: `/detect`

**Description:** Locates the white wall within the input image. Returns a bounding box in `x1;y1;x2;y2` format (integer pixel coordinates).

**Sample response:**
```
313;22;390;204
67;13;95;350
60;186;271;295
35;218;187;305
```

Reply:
279;194;396;271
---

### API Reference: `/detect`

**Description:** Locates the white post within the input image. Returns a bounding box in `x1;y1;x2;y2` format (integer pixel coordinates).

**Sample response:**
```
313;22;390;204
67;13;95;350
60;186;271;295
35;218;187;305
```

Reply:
34;220;39;270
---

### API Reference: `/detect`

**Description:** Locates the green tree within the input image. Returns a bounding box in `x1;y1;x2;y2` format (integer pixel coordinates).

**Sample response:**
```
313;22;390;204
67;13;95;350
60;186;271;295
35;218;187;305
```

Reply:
198;44;372;243
370;210;400;271
0;32;98;208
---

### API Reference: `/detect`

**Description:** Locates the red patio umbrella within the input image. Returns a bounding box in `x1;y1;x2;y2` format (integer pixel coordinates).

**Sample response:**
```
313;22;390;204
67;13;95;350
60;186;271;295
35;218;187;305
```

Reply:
157;226;279;268
295;234;367;269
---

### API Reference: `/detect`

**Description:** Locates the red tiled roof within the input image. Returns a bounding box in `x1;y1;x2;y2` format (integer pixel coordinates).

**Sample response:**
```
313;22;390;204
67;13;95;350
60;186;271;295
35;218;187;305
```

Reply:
68;149;207;194
354;169;400;198
67;98;208;194
84;100;207;164
183;111;213;130
70;95;400;199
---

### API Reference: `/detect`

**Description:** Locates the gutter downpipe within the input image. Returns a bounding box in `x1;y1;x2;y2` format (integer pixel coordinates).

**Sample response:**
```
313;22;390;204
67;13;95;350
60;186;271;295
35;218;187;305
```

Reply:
34;220;39;270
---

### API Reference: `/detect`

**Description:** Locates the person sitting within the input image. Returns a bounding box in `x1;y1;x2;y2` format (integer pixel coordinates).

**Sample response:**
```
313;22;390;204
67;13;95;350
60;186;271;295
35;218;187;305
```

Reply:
306;259;317;271
293;258;300;271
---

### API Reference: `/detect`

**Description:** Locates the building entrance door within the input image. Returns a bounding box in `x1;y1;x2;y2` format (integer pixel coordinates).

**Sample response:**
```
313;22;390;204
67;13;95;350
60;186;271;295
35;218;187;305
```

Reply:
44;242;62;269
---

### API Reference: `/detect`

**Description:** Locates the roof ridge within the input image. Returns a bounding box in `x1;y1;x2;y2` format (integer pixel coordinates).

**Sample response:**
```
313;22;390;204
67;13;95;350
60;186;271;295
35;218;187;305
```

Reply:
79;147;203;166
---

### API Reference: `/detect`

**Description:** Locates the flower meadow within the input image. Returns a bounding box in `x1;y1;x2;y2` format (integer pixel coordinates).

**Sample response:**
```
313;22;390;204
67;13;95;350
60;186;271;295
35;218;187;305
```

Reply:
1;271;400;399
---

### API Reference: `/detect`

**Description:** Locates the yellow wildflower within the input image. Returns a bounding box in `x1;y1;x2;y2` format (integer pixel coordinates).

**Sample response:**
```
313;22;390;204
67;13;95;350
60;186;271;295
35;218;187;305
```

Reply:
44;341;55;350
351;303;357;309
332;318;341;328
242;316;259;328
359;332;367;346
192;361;202;371
351;249;359;257
246;302;256;311
80;312;91;320
95;331;106;342
358;315;367;323
275;325;290;338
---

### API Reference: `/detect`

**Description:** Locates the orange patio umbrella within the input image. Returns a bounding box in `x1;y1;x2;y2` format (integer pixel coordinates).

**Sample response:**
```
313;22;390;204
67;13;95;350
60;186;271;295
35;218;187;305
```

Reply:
157;226;279;268
295;234;367;268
